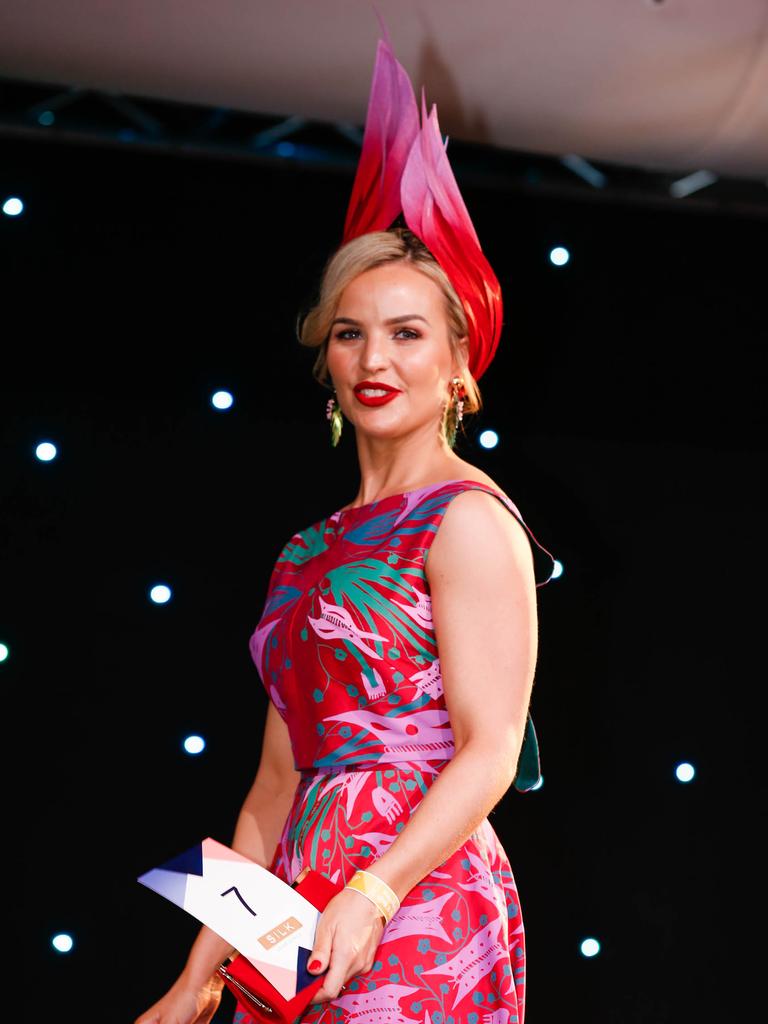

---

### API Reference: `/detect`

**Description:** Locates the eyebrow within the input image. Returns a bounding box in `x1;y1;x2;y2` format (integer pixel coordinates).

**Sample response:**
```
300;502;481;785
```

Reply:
331;314;430;327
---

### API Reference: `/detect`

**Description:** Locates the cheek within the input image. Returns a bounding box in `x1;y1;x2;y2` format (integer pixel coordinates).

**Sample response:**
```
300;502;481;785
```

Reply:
326;343;350;377
399;344;450;386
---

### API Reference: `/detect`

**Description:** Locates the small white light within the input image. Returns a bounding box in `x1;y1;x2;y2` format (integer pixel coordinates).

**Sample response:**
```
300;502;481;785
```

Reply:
52;933;74;953
149;584;172;605
560;155;607;189
0;643;8;663
211;390;234;410
549;246;570;267
675;761;695;783
669;170;717;199
550;559;564;580
35;441;57;461
2;196;24;217
530;775;544;790
580;937;601;958
478;429;499;449
184;735;206;755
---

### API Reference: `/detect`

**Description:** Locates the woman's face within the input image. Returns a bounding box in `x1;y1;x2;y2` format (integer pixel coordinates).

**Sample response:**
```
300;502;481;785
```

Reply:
325;262;468;440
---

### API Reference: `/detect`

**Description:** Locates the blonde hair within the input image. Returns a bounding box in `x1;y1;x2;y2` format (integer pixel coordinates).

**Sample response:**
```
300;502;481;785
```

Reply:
296;227;483;446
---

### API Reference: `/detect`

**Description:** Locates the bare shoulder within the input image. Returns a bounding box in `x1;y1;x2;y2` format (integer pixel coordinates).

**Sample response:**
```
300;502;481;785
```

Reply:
426;480;534;585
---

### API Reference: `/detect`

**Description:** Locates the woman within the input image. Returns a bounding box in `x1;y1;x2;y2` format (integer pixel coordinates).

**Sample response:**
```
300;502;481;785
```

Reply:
135;29;556;1024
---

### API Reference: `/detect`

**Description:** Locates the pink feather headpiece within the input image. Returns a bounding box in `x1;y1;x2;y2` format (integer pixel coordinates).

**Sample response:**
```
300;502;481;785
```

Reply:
341;23;503;383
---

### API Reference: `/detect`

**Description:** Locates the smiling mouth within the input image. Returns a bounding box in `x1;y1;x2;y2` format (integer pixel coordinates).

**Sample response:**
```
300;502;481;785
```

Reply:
353;388;401;406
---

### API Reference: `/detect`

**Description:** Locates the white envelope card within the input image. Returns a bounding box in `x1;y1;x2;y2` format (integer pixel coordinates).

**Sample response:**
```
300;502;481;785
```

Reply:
137;837;322;1001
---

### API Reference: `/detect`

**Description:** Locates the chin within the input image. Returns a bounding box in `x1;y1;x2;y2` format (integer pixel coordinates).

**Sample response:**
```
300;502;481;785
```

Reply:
357;421;408;440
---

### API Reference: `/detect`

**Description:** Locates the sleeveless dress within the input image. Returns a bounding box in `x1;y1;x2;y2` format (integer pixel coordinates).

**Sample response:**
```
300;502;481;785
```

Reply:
234;478;556;1024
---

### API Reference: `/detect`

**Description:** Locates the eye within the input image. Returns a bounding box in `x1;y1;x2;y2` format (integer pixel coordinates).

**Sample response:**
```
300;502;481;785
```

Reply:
332;327;422;340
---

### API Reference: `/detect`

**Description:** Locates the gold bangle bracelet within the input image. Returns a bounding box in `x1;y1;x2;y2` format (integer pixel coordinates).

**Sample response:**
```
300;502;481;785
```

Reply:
345;868;400;925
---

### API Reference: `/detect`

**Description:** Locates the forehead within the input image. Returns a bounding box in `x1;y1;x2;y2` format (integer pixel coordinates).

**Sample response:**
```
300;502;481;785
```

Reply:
339;263;441;309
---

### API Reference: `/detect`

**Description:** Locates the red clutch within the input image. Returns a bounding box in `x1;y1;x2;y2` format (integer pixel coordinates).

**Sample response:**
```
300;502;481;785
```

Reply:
217;866;344;1024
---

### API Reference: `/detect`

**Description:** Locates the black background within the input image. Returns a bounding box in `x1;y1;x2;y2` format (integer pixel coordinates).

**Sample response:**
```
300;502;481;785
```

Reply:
2;131;765;1023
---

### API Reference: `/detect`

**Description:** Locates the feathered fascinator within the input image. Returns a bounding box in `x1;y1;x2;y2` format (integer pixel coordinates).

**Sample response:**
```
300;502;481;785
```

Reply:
342;19;503;382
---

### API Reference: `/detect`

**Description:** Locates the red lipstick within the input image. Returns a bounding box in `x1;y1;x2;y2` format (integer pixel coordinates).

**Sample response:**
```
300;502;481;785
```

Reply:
353;381;401;408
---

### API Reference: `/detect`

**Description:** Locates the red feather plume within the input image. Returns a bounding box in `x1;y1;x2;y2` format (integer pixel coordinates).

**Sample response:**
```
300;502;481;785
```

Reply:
342;21;503;382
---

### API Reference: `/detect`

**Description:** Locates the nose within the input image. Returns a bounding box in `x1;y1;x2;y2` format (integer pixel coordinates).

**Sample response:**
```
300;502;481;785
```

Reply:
358;332;391;374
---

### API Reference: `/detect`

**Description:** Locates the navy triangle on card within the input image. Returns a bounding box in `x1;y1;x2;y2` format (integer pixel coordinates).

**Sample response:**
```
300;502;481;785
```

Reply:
158;842;204;876
295;944;317;991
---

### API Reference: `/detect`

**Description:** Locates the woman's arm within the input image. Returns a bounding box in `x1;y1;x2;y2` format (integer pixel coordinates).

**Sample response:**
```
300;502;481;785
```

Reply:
362;489;540;903
179;702;301;989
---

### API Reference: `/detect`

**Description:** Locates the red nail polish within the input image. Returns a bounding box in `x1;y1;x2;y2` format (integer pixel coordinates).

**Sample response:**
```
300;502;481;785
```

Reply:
309;959;321;971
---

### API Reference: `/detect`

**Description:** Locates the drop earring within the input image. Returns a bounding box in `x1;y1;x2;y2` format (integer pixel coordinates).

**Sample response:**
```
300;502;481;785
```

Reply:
326;389;343;447
446;376;465;449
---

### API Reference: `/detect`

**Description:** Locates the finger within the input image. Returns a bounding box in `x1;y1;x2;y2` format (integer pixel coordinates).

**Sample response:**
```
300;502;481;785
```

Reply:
314;958;352;1001
314;981;349;1001
307;942;330;979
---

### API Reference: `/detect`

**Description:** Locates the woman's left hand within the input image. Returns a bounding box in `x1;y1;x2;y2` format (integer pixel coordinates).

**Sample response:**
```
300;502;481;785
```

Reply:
306;885;386;1002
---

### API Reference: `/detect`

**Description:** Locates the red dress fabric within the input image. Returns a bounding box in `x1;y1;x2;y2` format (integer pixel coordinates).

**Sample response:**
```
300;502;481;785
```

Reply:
235;478;556;1024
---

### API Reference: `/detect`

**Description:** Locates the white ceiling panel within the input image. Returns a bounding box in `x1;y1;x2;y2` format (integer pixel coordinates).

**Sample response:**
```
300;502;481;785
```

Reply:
1;0;766;179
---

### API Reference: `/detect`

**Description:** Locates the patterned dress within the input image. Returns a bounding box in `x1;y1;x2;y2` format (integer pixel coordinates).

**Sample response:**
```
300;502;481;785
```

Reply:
234;478;556;1024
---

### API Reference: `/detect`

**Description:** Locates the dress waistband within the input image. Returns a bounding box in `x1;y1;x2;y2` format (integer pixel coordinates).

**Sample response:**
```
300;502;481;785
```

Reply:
298;757;451;778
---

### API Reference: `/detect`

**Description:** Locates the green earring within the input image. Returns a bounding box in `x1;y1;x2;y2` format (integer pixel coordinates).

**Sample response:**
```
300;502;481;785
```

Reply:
326;389;343;447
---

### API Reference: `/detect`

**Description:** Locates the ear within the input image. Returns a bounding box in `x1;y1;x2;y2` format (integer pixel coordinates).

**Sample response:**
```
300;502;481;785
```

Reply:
452;334;470;377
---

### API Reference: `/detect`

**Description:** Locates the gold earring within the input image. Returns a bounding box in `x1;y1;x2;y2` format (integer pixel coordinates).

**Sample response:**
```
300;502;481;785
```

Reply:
326;389;343;447
446;376;465;449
